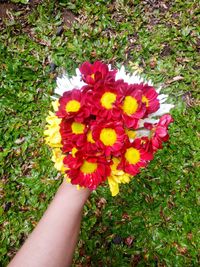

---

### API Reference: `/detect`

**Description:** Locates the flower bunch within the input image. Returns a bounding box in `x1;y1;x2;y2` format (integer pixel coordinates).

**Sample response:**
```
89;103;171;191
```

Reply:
44;61;174;196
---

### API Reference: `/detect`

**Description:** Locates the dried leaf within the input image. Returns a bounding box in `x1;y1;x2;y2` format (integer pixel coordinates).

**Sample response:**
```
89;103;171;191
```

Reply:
15;137;25;145
166;76;184;84
96;197;107;208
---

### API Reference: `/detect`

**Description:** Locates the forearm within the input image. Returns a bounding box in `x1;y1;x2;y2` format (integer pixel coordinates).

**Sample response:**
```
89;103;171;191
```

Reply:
9;181;90;267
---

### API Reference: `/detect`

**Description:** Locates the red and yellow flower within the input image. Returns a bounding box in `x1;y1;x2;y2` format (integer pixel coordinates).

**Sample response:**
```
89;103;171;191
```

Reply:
60;119;87;153
118;83;146;128
82;127;99;154
89;86;122;120
92;121;128;156
64;153;111;190
140;84;160;115
79;61;109;85
56;89;89;121
118;139;153;175
79;61;116;91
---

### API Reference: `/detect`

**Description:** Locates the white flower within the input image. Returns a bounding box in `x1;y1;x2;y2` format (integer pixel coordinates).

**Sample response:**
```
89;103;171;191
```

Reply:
158;94;168;103
136;129;151;138
139;118;159;128
115;65;154;86
150;103;174;118
54;68;86;96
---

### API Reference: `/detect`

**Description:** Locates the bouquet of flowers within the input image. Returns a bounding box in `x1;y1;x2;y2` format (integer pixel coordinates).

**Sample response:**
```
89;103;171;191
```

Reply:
44;61;173;196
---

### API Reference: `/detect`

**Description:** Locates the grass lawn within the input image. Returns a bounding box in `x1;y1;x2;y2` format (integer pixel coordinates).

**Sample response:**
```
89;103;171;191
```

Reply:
0;0;200;266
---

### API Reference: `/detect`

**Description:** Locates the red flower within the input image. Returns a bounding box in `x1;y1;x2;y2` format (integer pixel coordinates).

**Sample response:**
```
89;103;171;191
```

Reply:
136;136;154;154
118;139;153;175
92;121;128;157
118;82;146;128
64;153;111;190
82;126;100;155
144;114;173;151
87;85;122;120
140;84;160;115
60;119;87;153
56;89;89;121
79;61;116;89
80;61;109;85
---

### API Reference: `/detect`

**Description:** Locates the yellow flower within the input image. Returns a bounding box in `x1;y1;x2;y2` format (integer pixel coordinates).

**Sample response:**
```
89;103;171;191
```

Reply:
52;100;60;111
52;148;67;172
108;158;131;196
44;111;62;148
64;174;71;183
125;129;137;139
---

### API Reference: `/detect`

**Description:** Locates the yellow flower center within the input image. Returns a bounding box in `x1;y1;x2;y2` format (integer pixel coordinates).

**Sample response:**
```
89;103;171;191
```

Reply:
125;147;140;165
66;100;81;113
100;128;117;146
71;122;85;134
87;130;95;143
91;73;95;80
80;160;97;174
100;92;117;110
142;95;149;107
122;96;138;115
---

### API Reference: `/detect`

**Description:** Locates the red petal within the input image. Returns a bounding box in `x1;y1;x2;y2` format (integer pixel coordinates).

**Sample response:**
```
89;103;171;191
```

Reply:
79;61;92;75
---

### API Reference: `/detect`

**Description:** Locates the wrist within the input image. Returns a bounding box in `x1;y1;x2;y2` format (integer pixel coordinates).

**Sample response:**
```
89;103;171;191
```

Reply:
56;180;91;209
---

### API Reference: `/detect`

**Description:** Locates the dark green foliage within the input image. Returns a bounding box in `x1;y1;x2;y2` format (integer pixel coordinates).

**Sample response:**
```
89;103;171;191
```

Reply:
0;0;200;266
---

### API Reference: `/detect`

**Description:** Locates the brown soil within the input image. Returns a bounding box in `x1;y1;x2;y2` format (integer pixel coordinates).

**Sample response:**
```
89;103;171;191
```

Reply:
0;0;43;20
0;1;76;31
0;3;17;20
62;9;76;28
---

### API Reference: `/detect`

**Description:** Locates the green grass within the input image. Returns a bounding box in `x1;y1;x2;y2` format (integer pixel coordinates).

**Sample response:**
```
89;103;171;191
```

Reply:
0;0;200;266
